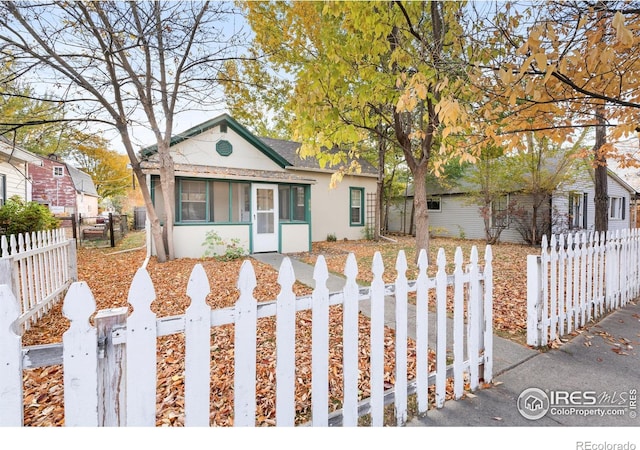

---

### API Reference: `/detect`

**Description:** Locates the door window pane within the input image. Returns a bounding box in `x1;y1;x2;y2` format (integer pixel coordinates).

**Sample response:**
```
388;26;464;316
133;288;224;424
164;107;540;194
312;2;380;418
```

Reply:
257;188;273;211
257;212;275;234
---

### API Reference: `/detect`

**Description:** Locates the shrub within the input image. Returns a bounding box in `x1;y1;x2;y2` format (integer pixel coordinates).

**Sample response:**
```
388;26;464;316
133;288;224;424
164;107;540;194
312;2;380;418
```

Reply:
0;196;60;236
326;233;337;242
201;230;247;261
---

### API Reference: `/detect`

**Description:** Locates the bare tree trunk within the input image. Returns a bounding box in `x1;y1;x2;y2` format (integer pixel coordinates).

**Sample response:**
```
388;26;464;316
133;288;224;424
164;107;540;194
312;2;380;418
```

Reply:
593;110;608;234
117;125;169;263
383;164;398;233
157;147;176;260
375;126;385;241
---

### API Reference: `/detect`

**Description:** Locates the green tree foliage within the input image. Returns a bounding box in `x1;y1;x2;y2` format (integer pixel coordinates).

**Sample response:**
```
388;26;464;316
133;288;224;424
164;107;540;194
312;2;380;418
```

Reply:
0;196;60;236
231;1;481;259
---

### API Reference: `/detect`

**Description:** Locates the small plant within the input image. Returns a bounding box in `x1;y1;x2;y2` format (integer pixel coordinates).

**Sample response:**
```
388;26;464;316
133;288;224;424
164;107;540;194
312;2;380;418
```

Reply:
326;233;337;242
456;225;466;240
201;230;247;261
361;224;375;240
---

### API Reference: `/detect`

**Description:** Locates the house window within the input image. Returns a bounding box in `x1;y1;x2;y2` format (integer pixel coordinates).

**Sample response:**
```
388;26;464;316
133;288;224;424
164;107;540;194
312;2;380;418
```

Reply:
609;196;625;220
53;166;64;177
569;192;586;229
180;180;207;221
491;194;509;228
177;179;251;223
279;185;307;222
350;187;364;226
0;174;5;206
232;183;251;223
293;186;305;221
427;197;441;212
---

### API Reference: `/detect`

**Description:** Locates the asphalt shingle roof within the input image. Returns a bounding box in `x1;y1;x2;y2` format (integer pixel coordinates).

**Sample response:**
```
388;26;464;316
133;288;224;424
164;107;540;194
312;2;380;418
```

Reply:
259;136;378;175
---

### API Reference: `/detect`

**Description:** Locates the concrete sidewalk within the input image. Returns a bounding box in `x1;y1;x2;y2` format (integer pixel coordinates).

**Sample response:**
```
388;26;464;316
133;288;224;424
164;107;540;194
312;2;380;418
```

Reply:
250;252;640;427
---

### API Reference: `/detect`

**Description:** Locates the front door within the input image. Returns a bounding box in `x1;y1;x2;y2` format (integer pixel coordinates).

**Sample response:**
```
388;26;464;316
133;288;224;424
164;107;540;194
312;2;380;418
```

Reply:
252;184;278;253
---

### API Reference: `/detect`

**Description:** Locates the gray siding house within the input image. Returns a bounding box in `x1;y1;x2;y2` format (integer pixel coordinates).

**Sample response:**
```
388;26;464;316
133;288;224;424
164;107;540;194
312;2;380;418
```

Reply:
387;166;638;244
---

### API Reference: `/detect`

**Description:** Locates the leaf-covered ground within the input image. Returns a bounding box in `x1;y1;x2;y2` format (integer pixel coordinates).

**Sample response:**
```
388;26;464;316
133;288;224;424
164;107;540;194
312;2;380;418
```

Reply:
296;234;533;341
20;232;534;426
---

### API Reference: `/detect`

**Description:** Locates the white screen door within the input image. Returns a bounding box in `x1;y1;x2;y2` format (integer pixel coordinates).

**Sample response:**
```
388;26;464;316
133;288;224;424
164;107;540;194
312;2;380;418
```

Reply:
252;184;278;253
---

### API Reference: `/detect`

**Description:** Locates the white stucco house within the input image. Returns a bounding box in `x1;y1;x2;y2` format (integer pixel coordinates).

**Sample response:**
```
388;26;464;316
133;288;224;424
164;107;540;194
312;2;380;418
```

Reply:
139;114;378;258
0;136;40;206
387;162;638;244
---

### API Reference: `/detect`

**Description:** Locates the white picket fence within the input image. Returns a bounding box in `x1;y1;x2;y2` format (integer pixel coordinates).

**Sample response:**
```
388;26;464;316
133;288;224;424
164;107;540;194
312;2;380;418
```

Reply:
0;246;493;427
0;229;77;332
527;229;640;347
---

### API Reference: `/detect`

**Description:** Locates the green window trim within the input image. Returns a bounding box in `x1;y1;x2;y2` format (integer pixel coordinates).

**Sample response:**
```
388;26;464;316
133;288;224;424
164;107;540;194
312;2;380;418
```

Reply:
278;184;310;223
349;187;365;227
174;178;251;224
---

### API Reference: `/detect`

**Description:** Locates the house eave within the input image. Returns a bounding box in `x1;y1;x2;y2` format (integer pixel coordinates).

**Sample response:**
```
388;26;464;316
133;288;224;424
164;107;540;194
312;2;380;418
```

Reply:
286;166;378;178
141;162;317;185
139;114;291;169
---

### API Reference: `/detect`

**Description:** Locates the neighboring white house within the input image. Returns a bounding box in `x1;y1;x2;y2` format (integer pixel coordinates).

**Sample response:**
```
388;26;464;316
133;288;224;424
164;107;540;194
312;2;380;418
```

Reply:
387;164;638;244
139;114;378;258
0;136;40;206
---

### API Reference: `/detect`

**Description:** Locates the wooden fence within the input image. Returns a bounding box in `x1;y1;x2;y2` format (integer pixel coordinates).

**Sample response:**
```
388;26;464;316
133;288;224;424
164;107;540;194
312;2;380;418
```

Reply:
0;246;493;427
527;229;640;347
0;229;77;332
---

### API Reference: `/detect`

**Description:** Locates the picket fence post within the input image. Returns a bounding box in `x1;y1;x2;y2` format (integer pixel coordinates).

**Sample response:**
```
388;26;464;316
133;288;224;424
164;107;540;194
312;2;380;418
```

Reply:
483;245;494;383
527;254;542;347
394;250;408;426
435;248;447;408
95;306;128;426
0;285;23;426
557;234;567;337
369;252;385;426
185;264;211;427
234;260;258;427
126;268;157;426
549;235;558;341
311;256;329;426
415;249;430;414
467;247;481;391
342;253;359;426
275;257;296;426
62;282;98;426
453;247;465;399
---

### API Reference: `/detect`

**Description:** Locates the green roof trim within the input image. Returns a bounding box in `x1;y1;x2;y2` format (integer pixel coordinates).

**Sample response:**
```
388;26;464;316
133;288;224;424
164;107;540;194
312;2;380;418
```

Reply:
139;113;291;168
